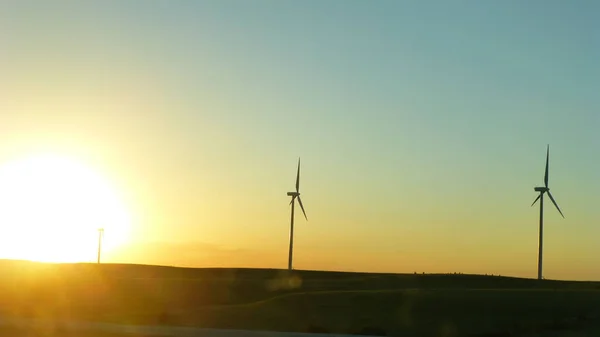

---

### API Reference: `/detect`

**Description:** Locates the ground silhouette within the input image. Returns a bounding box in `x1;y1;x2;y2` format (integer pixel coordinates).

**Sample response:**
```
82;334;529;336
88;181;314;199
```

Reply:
0;260;599;337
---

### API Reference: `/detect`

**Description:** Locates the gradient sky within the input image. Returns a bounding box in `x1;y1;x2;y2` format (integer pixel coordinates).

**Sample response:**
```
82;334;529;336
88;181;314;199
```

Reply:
1;1;599;280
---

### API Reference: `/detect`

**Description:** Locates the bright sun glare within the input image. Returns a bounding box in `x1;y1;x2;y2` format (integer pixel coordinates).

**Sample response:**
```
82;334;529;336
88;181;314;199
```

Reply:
0;153;131;263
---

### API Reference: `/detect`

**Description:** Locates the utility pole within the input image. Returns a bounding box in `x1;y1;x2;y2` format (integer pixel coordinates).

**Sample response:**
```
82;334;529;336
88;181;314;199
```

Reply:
97;228;104;264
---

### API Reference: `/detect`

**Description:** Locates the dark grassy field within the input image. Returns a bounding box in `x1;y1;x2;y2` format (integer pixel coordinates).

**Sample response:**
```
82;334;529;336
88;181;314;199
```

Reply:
0;326;161;337
0;261;599;337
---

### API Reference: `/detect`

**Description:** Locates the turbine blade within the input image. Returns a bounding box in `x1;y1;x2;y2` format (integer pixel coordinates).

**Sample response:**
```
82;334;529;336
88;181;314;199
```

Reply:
297;196;307;220
547;191;564;218
296;158;300;192
544;145;549;188
289;196;295;206
531;194;541;207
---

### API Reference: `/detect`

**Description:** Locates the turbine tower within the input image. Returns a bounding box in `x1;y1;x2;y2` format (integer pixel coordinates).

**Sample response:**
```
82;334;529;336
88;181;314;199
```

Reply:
287;158;307;270
531;145;564;280
97;228;104;264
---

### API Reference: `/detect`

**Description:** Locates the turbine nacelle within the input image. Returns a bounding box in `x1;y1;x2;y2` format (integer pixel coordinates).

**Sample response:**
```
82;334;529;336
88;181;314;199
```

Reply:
287;192;300;197
534;187;549;192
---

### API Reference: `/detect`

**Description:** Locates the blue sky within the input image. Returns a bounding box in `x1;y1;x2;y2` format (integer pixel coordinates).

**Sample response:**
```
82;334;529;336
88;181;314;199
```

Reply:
1;1;599;279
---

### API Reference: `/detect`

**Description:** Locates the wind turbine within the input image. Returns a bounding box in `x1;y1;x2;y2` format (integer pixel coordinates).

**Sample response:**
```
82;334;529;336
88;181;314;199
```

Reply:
531;145;564;280
286;158;307;270
97;228;104;264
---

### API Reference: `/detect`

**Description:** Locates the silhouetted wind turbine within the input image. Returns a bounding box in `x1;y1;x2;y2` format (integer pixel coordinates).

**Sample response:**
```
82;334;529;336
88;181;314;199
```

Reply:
286;158;307;270
531;145;564;280
97;228;104;264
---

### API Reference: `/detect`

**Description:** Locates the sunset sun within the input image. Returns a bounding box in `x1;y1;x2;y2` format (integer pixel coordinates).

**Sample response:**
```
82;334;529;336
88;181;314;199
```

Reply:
0;153;131;263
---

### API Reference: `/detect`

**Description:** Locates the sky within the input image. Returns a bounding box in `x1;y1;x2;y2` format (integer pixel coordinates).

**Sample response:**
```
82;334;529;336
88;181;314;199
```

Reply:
0;0;599;280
